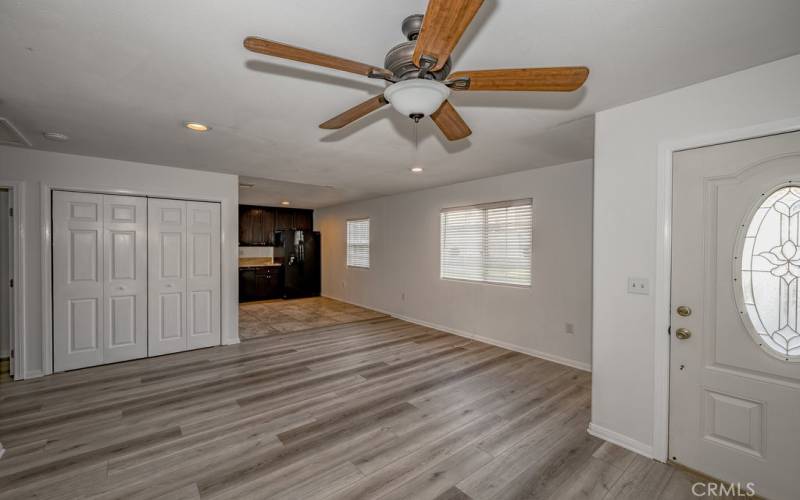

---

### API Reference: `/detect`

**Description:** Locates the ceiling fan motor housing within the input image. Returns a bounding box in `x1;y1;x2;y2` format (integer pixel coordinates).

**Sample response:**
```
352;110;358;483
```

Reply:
385;14;452;81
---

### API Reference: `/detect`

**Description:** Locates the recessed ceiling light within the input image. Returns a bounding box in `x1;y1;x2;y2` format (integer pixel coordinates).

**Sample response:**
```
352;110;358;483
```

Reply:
184;121;210;132
42;131;69;142
410;166;424;173
280;200;290;205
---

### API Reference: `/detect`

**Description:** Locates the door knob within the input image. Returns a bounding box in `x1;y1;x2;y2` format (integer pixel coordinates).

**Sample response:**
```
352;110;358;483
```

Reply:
676;306;692;317
675;328;692;340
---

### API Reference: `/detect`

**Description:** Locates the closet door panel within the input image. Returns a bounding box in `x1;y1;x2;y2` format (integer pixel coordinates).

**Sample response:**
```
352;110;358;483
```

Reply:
103;195;147;363
53;191;104;371
187;202;221;349
148;199;188;355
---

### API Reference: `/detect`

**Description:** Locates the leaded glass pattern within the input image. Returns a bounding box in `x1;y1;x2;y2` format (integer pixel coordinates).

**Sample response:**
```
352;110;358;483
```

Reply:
739;185;800;360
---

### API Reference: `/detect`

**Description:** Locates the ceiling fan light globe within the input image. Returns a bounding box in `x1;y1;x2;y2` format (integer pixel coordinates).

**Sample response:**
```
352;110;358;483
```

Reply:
384;79;450;119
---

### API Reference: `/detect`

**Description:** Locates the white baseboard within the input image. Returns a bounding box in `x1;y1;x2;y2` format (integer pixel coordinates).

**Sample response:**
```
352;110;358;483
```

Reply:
587;422;654;459
223;337;241;345
323;294;591;373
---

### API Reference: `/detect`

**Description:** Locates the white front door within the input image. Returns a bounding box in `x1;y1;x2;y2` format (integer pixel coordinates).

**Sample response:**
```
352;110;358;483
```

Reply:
186;201;221;349
53;191;104;371
670;131;800;500
148;198;187;355
103;195;148;363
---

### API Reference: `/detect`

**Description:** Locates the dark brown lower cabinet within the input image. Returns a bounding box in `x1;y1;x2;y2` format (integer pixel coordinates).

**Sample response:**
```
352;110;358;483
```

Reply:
239;266;283;302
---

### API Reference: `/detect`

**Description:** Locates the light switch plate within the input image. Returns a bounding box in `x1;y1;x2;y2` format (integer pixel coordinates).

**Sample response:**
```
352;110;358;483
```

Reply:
628;277;650;295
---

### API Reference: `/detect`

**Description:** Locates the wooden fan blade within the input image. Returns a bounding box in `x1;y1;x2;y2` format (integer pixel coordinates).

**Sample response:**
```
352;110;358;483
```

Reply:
431;100;471;141
449;67;589;92
244;37;389;77
413;0;484;72
319;95;388;129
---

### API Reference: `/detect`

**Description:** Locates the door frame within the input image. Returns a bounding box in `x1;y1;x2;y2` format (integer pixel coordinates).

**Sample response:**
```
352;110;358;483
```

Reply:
653;116;800;462
41;184;226;376
0;180;27;380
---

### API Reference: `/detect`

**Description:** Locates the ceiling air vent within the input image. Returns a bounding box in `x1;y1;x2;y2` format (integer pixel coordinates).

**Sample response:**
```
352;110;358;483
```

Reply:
0;118;31;147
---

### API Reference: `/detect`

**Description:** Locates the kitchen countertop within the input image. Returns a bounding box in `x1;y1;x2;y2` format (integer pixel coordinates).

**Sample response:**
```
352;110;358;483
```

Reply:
239;258;282;268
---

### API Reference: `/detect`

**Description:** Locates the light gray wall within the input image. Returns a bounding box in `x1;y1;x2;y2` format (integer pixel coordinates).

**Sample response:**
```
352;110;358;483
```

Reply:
592;54;800;457
0;190;9;359
0;146;240;378
316;159;594;370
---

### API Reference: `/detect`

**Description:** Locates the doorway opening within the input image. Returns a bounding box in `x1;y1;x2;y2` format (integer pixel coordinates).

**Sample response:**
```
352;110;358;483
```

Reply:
0;186;15;383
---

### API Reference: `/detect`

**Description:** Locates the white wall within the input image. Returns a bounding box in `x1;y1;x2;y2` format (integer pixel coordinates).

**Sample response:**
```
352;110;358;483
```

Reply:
317;159;594;370
592;54;800;457
0;146;239;378
0;190;9;359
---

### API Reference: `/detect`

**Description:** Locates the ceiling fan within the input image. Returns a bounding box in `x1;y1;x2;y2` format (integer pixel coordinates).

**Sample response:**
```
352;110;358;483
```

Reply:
244;0;589;141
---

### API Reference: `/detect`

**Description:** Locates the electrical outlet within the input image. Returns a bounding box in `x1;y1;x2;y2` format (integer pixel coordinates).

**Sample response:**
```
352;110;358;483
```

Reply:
628;277;650;295
565;323;574;334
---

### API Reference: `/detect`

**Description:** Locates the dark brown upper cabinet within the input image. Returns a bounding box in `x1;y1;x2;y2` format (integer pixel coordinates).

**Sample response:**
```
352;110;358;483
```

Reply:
275;208;294;231
293;209;313;231
240;205;314;245
239;205;275;246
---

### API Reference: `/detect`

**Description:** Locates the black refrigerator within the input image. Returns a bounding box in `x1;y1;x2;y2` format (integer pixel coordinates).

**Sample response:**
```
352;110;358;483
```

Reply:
280;230;321;299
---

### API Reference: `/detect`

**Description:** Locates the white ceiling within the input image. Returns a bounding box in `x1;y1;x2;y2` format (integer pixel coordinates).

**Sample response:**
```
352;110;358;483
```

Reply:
1;1;799;209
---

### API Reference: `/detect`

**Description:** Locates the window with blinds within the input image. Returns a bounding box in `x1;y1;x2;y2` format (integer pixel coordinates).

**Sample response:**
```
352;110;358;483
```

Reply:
440;199;532;286
346;218;370;268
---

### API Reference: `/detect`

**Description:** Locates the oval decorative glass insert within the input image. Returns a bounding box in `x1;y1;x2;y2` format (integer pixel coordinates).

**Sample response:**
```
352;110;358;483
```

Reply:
738;185;800;361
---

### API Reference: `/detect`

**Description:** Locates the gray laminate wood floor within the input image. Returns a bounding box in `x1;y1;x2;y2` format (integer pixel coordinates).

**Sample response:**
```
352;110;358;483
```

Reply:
1;317;712;499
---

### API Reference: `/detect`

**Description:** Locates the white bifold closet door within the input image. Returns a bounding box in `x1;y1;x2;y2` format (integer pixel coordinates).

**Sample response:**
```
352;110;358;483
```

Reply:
53;192;147;371
186;201;221;350
148;199;220;355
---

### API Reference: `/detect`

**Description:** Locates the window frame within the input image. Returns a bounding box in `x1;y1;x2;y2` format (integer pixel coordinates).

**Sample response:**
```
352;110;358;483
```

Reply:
439;198;533;288
346;217;371;269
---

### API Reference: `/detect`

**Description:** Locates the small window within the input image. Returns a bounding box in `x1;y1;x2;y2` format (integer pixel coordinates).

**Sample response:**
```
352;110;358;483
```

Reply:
440;199;532;286
347;218;370;268
737;185;800;361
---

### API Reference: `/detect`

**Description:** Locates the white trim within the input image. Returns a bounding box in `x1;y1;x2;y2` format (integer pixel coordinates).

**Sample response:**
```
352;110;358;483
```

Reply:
41;184;52;375
0;180;26;380
653;116;800;463
587;422;654;459
41;184;239;375
323;294;592;372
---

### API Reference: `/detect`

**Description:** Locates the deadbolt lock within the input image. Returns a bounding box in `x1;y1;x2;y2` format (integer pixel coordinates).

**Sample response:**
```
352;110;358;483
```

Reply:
676;306;692;317
675;328;692;340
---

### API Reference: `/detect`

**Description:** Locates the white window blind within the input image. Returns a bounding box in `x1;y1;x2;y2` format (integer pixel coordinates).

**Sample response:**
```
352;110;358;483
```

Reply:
440;199;532;286
347;218;370;268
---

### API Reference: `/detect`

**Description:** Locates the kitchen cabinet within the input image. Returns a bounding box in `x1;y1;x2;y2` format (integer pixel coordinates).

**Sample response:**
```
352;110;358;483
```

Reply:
239;266;283;302
239;205;275;246
240;205;314;244
239;268;256;302
275;208;294;231
293;209;313;231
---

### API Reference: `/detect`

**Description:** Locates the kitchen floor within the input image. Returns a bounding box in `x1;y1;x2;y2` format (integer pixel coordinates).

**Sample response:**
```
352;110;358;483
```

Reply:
239;297;387;340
